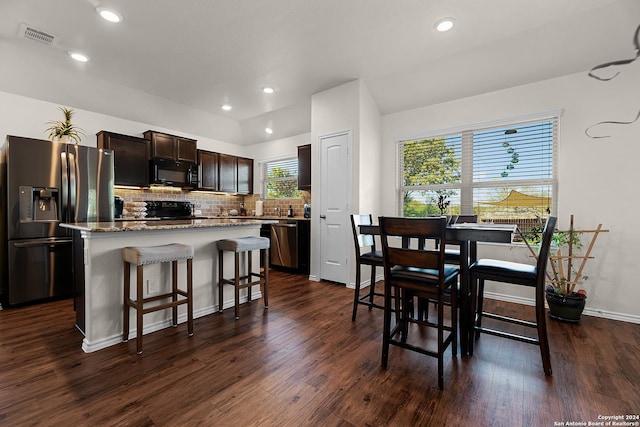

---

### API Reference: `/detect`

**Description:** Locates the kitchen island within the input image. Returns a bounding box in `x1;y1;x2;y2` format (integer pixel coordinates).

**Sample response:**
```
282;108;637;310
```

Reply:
61;218;274;353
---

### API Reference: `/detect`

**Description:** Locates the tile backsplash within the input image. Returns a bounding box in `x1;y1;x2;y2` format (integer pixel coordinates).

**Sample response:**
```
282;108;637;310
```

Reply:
115;187;310;217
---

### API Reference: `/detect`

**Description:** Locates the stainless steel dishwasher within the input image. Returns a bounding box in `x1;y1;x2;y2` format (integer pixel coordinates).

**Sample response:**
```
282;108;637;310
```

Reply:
270;220;298;269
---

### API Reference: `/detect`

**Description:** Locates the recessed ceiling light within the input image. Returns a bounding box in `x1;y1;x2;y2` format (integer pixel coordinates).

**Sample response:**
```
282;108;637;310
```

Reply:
434;18;455;32
262;87;274;94
221;104;232;111
97;8;123;23
265;128;273;134
69;52;89;62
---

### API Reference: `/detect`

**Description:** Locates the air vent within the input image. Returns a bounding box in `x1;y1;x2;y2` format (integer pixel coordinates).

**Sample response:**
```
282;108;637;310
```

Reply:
19;23;57;46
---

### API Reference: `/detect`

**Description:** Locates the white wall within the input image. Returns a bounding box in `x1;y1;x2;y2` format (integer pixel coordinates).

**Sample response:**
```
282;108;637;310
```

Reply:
309;80;360;281
357;80;383;218
382;66;640;321
245;133;311;196
0;90;244;156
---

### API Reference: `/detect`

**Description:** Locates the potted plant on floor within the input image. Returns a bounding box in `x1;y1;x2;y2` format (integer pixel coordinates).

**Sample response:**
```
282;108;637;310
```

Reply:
543;215;607;322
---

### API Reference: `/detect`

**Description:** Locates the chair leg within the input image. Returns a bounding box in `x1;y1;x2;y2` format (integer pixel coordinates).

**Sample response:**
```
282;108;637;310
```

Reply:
381;281;392;369
536;287;552;375
187;258;194;336
468;274;477;355
368;265;376;311
451;284;458;357
351;262;362;321
417;297;428;321
234;252;240;320
247;251;252;302
218;250;224;312
172;260;178;327
262;248;269;308
123;262;130;342
136;265;144;354
475;278;485;339
438;293;444;390
400;291;409;343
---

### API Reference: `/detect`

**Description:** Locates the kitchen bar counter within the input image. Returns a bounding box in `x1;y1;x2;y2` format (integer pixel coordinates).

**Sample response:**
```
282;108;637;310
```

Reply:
64;217;273;232
61;218;276;353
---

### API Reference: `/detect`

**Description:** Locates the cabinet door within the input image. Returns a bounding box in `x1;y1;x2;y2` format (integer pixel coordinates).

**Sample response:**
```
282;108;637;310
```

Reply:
237;157;253;194
177;137;197;163
198;150;219;190
147;132;175;160
218;154;238;193
97;131;149;187
298;144;311;190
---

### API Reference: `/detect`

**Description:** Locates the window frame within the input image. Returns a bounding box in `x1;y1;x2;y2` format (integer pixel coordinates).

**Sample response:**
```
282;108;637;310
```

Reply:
396;111;560;222
261;155;301;200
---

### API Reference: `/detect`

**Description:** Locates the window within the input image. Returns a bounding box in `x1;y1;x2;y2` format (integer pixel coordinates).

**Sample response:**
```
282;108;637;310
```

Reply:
398;114;558;238
262;156;302;199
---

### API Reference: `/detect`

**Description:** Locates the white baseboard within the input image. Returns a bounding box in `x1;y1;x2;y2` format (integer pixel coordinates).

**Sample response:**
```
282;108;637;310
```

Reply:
347;274;385;290
484;291;640;324
82;294;261;353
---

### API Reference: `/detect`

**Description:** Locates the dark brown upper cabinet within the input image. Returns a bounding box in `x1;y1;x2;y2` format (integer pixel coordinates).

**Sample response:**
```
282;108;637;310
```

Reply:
218;153;238;193
298;144;311;190
214;153;254;194
144;130;197;163
237;156;253;195
97;131;150;187
197;150;219;191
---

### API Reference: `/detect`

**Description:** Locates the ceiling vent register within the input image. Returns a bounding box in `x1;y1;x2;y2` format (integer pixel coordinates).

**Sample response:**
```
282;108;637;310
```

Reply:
19;23;57;46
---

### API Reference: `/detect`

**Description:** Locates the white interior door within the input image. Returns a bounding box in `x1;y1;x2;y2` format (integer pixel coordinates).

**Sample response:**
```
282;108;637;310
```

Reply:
319;131;350;284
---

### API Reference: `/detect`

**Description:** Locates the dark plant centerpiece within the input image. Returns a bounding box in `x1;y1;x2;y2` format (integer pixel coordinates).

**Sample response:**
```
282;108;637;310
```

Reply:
436;193;450;215
535;215;608;322
45;107;85;144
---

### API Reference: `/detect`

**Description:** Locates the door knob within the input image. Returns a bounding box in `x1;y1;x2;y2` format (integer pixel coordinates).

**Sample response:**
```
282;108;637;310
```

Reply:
320;214;326;219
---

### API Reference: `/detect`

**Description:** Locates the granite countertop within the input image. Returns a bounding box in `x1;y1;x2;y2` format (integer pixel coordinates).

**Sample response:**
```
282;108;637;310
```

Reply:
61;217;277;233
227;215;311;221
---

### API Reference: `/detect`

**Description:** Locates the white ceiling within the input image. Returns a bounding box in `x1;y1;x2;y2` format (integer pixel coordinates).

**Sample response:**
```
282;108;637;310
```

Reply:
0;0;638;145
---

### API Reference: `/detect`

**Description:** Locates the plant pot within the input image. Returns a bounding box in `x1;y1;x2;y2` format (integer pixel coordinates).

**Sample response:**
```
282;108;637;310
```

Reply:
546;290;586;323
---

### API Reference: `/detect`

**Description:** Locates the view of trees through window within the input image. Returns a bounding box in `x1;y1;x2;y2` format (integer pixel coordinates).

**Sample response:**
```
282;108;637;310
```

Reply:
402;136;461;217
399;117;557;238
263;157;302;199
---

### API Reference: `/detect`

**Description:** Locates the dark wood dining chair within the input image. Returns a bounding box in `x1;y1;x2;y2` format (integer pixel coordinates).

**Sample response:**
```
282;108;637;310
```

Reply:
469;216;557;375
350;214;384;321
419;214;478;320
379;216;459;390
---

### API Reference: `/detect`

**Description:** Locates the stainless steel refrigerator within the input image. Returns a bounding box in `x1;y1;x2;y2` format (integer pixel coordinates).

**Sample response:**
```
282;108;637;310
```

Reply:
1;135;114;306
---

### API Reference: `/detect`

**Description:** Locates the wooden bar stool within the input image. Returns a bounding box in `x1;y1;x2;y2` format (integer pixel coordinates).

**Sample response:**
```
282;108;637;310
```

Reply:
122;243;194;354
217;236;270;319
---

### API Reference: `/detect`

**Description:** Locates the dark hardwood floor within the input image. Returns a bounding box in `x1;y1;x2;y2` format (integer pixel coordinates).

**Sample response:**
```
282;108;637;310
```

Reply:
1;270;638;426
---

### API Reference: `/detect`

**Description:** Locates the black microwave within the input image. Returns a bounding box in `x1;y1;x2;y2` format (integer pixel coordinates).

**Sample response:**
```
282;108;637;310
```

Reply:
150;158;198;189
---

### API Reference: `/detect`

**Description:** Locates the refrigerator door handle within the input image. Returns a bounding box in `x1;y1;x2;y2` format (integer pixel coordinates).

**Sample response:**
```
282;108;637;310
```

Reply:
61;151;69;220
13;238;73;247
68;151;77;222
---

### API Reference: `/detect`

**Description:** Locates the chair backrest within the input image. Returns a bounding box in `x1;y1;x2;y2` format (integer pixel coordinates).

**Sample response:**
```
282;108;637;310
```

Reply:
379;216;448;284
350;214;376;256
536;216;557;288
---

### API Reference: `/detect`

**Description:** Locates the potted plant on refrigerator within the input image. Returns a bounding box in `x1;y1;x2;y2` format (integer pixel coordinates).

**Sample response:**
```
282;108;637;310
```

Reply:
45;107;85;144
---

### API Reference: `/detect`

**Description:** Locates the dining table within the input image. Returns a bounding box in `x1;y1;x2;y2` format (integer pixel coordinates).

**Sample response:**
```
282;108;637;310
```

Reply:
359;221;517;356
